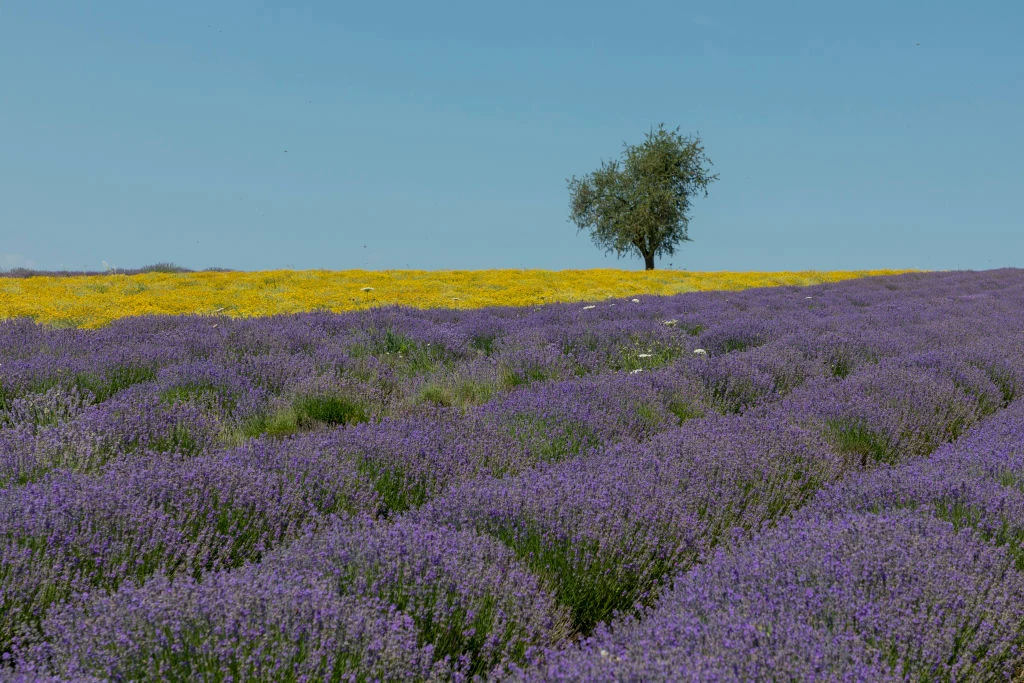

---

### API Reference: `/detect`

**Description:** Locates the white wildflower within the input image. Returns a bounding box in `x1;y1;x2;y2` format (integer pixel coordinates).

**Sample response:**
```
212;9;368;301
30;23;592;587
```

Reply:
361;287;374;292
631;298;640;303
661;319;678;327
582;305;596;310
631;368;643;374
638;353;653;358
693;348;708;356
600;649;610;658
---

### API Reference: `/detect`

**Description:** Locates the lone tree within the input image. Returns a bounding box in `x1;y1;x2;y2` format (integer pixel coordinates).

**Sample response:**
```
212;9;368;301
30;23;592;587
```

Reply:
567;124;718;270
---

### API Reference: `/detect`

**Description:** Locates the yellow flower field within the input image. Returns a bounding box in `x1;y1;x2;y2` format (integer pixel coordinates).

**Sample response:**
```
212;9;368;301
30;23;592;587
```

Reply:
0;269;916;329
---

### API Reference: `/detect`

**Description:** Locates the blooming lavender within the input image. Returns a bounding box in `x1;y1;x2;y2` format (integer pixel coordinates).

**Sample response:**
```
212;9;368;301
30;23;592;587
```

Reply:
0;434;380;657
423;414;841;634
268;515;572;676
0;473;188;656
806;397;1024;569
32;516;570;680
35;567;440;682
0;269;1023;679
527;510;1024;681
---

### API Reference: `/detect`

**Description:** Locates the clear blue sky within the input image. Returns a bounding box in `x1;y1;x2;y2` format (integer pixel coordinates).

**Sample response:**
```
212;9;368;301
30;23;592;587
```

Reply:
1;1;1022;272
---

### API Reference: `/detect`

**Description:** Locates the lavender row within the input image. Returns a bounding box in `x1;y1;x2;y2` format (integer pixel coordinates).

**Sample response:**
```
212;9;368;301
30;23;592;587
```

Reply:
0;435;381;657
805;391;1024;565
518;364;1024;679
22;516;571;680
527;508;1024;681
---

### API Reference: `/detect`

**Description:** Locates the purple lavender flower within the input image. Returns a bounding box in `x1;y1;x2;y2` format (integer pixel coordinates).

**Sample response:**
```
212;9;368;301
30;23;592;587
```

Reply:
269;515;572;676
35;566;440;682
423;414;839;635
528;510;1024;681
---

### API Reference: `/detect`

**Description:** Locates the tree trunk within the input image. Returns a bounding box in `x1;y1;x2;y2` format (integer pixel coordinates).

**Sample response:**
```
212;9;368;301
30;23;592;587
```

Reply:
644;253;655;270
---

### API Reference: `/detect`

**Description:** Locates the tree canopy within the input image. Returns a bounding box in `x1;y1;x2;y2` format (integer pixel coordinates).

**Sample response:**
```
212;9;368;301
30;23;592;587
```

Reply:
567;125;718;270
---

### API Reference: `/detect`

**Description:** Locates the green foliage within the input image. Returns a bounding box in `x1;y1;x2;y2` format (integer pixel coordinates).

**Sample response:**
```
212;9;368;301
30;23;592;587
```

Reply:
666;398;704;424
357;460;429;515
235;394;367;442
239;410;301;440
415;376;497;411
567;124;718;270
506;414;600;464
74;364;157;403
633;403;665;433
825;418;895;468
469;333;498;357
160;382;229;412
499;363;554;390
355;329;453;377
147;424;202;456
489;522;689;636
829;355;853;379
293;394;368;428
615;337;687;372
382;329;416;355
416;384;455;408
718;336;755;354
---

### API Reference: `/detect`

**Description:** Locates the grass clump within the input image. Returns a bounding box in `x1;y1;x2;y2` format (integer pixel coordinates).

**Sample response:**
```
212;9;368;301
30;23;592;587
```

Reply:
666;398;705;424
238;410;301;440
293;394;368;428
415;377;497;410
356;461;430;515
159;382;224;409
616;339;687;373
350;329;453;377
825;418;895;468
469;333;498;357
506;414;600;464
499;363;556;390
238;394;368;441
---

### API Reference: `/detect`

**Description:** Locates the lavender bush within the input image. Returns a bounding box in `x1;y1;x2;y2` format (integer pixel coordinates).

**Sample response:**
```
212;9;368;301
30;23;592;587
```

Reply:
28;516;569;679
35;568;440;682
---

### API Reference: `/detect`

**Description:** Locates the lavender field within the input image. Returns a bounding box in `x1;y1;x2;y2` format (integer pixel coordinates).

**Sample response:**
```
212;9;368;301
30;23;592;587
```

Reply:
2;269;1024;681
